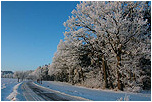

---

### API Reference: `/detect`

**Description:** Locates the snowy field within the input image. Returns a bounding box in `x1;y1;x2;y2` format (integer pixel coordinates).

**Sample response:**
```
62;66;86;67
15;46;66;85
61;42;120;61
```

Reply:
1;78;19;101
35;81;151;101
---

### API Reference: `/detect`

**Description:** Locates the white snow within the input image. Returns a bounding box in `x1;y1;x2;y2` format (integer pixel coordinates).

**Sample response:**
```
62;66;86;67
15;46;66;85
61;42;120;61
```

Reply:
7;82;22;101
1;78;19;101
1;78;26;101
35;81;151;101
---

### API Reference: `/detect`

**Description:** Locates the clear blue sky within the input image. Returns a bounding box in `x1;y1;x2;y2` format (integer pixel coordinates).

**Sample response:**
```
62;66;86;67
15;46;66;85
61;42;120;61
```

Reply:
1;1;79;71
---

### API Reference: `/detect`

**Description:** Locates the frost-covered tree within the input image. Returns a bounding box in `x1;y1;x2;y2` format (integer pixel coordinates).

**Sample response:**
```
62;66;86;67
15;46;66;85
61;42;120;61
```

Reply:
48;39;89;83
23;70;34;80
13;71;22;82
30;65;49;83
13;71;33;82
63;1;151;91
30;66;43;83
47;1;150;91
49;40;74;82
1;73;13;78
41;65;49;80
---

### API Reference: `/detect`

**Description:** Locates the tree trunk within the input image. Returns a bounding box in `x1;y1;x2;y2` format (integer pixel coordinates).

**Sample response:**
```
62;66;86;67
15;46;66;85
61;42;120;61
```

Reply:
18;78;20;82
102;55;108;89
133;73;136;81
69;68;74;84
116;54;123;91
80;67;84;81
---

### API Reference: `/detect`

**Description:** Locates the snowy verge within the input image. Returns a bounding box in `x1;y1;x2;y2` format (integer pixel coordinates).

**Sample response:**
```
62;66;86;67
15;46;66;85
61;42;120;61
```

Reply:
7;82;22;101
33;82;91;101
34;81;151;101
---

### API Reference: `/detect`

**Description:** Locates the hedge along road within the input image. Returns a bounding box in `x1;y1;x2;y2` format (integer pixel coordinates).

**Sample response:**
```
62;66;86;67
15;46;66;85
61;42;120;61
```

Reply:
21;81;90;101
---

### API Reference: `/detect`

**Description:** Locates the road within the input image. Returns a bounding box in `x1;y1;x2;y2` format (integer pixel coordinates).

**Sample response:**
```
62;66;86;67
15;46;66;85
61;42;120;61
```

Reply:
21;81;89;101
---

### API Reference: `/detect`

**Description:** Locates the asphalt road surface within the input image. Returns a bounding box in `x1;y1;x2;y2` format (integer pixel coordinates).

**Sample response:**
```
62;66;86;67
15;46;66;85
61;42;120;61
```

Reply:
21;81;89;101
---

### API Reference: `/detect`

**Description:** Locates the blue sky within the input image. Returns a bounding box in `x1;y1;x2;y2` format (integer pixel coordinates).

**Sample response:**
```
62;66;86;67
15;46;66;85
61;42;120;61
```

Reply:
1;1;79;71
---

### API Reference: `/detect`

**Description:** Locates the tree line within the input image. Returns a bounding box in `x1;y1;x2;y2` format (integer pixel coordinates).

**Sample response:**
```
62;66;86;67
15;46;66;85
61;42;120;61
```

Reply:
48;1;151;92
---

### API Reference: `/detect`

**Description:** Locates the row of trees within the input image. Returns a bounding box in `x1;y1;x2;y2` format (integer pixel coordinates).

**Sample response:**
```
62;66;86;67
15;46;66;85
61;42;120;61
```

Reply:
1;71;14;78
13;70;33;82
48;1;151;92
2;65;50;84
1;73;13;78
13;64;50;83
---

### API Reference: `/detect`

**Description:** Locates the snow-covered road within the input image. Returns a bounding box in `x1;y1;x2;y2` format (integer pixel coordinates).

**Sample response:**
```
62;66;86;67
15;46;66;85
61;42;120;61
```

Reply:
21;81;89;101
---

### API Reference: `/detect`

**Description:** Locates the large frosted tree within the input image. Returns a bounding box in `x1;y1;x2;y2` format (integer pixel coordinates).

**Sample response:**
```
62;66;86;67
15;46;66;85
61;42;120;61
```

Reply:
63;1;151;91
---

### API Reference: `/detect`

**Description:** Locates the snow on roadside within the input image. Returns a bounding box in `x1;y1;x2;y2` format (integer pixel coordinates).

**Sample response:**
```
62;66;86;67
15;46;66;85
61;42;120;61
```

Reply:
33;82;90;101
7;82;22;101
35;81;151;101
1;78;19;101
